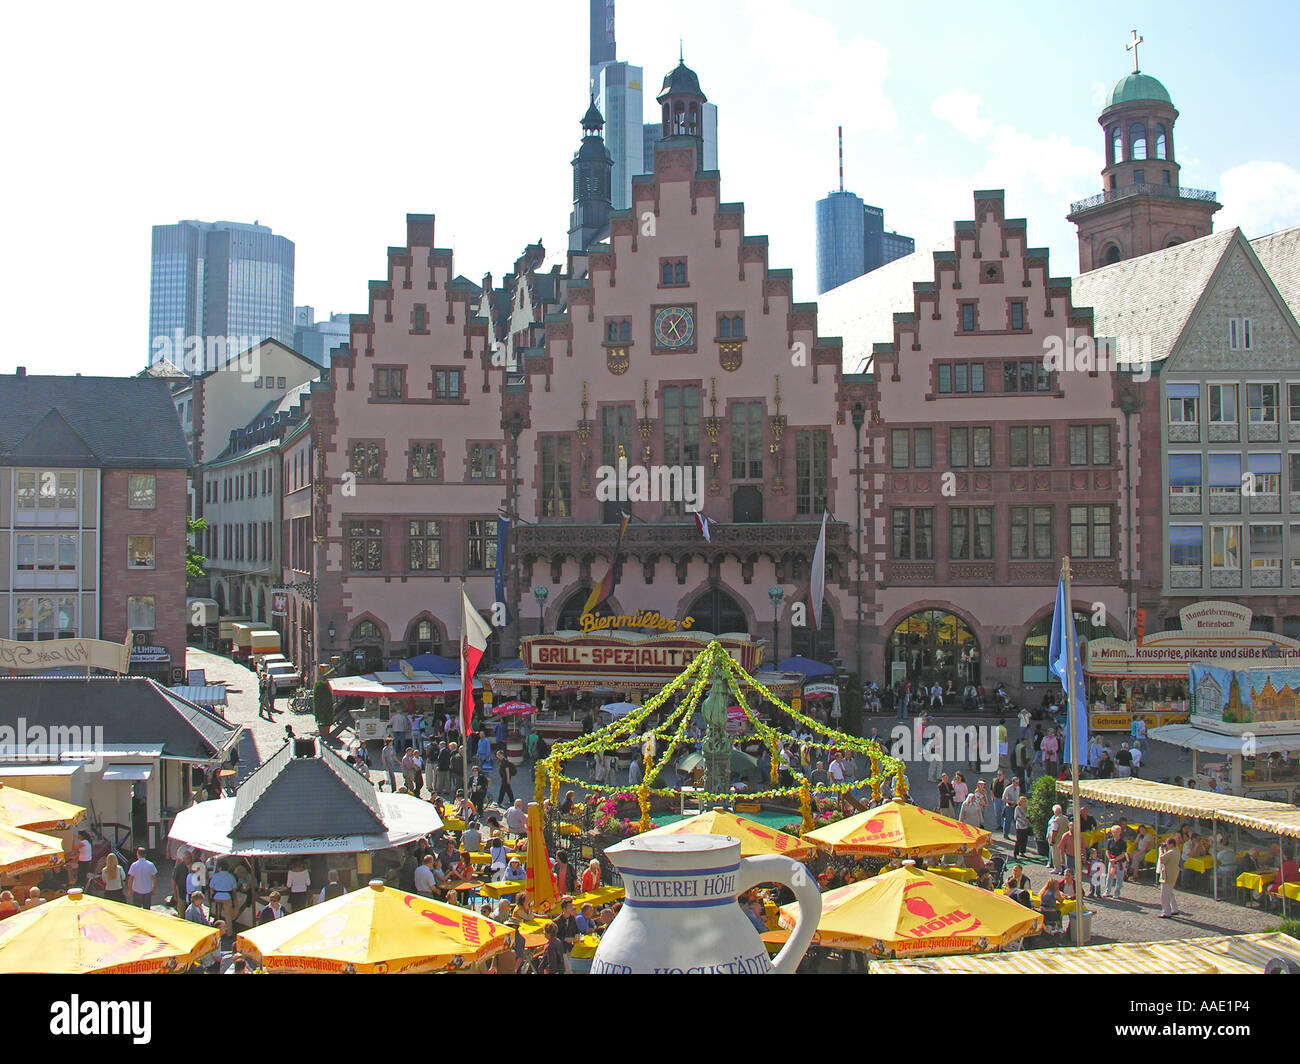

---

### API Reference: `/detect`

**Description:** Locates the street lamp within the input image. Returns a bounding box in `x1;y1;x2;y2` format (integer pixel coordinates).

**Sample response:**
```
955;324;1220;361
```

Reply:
533;585;549;635
505;411;524;656
768;585;785;663
851;403;865;684
327;620;336;642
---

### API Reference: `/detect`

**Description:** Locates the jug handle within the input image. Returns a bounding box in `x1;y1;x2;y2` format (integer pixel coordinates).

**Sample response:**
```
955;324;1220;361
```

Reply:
734;854;822;974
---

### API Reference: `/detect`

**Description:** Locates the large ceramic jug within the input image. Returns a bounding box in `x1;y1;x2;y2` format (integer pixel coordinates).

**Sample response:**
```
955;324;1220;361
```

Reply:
591;833;821;974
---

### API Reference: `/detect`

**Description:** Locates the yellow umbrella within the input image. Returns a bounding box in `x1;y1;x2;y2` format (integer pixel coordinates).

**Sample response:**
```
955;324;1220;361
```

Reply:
237;881;511;974
524;801;557;915
778;863;1042;958
803;799;991;858
0;824;66;878
0;888;217;973
0;783;85;832
639;808;816;859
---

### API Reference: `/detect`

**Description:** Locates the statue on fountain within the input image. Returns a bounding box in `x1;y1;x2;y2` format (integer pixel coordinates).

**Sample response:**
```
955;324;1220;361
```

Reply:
701;663;732;796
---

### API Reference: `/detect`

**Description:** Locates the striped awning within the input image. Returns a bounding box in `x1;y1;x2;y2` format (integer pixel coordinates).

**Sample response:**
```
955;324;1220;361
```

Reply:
868;932;1300;975
1056;777;1296;830
1220;808;1300;840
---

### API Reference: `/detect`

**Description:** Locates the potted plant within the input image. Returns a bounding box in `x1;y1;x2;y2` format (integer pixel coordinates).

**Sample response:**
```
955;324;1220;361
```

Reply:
313;679;335;734
1027;774;1058;857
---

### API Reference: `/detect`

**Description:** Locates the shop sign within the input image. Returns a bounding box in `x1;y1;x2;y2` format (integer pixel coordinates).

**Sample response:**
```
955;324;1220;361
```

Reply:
0;635;131;674
579;610;695;634
271;590;289;617
522;634;758;674
129;645;171;663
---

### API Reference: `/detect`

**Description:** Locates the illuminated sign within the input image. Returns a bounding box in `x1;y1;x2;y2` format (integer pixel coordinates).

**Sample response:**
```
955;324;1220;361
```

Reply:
578;610;694;634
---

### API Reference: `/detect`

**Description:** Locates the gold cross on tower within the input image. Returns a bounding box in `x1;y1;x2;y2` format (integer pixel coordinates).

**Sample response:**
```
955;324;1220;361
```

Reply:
1126;29;1143;73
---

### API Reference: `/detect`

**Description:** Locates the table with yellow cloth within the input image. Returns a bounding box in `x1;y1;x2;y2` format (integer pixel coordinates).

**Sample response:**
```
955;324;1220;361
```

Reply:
927;865;977;883
478;879;525;899
1183;856;1214;875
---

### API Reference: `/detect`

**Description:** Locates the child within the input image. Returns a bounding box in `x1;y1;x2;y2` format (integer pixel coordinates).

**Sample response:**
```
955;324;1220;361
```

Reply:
1087;847;1105;898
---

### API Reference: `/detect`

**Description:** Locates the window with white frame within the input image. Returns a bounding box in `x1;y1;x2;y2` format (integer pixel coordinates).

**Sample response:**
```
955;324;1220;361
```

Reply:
1250;524;1282;571
127;596;156;631
128;535;156;569
1211;525;1242;572
13;595;77;640
1167;383;1199;424
1209;384;1238;424
1248;383;1279;424
128;474;157;509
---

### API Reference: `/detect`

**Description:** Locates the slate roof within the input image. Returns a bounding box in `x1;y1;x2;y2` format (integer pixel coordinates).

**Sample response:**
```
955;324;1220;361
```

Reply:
0;677;239;761
0;375;192;468
229;740;384;841
1069;228;1238;364
1249;226;1300;324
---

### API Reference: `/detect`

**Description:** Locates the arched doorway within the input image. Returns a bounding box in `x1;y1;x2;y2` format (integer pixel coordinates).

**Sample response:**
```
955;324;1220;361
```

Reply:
887;609;979;690
556;589;612;632
1022;609;1115;686
686;587;747;636
350;620;384;672
790;601;835;661
257;587;267;626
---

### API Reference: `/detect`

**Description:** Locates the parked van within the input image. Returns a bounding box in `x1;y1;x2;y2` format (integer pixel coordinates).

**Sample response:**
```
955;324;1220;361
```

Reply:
249;630;282;665
230;622;273;663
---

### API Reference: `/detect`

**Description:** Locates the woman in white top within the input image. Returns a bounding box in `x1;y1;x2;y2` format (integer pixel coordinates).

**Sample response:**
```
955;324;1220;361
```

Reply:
489;837;509;873
100;852;126;902
286;860;312;907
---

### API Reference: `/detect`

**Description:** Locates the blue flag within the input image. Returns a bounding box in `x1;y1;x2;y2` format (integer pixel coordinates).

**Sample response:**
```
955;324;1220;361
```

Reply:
1048;576;1088;765
494;516;511;624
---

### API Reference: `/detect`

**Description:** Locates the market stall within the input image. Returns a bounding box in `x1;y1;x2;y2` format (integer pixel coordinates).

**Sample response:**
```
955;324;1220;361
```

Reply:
326;671;480;742
1083;601;1300;733
867;931;1300;975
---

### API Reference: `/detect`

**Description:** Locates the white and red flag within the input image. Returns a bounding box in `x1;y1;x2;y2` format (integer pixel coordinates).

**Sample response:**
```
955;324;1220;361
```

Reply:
460;589;493;735
808;511;827;631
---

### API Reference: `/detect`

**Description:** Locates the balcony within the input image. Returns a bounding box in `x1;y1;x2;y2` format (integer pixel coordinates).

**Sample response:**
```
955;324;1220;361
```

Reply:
1069;182;1219;216
515;519;849;558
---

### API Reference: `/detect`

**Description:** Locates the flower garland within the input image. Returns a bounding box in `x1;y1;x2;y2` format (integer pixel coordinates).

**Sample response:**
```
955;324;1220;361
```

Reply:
535;641;910;830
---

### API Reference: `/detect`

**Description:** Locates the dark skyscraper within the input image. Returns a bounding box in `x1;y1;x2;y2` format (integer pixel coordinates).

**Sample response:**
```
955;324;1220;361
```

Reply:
815;129;913;294
148;220;295;373
589;0;616;94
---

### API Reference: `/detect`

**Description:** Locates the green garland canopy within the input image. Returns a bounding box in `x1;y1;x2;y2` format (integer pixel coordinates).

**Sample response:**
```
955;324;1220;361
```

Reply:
536;639;909;812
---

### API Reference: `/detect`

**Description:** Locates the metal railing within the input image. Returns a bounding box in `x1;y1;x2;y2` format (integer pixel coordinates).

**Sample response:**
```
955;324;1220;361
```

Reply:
1070;182;1218;214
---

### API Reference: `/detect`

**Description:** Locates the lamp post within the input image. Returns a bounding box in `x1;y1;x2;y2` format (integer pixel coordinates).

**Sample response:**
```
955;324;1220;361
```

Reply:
768;585;784;663
506;411;524;656
1118;390;1142;639
851;403;865;683
533;585;549;636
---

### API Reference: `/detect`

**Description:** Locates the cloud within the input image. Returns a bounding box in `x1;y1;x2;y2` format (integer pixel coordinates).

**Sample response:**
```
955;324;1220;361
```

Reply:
743;0;896;135
931;88;993;141
1218;161;1300;238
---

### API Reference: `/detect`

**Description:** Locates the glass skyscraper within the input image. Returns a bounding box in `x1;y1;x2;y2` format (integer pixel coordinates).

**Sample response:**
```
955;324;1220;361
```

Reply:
816;191;867;295
148;220;295;372
816;194;914;294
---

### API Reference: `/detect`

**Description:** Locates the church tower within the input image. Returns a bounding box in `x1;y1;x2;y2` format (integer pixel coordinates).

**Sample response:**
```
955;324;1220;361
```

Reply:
569;98;614;254
1068;31;1221;272
657;56;707;150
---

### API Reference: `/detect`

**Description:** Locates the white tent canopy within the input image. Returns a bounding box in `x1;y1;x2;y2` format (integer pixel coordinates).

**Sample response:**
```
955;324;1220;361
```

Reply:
168;793;442;857
1149;723;1300;755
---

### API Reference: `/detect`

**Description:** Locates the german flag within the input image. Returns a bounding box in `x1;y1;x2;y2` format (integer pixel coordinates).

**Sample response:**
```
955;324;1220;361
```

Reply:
582;513;630;616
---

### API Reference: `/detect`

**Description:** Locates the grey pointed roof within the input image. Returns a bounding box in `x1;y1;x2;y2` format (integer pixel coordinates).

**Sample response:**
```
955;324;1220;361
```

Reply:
1069;228;1238;364
0;677;238;761
229;740;384;841
0;375;192;468
1249;225;1300;323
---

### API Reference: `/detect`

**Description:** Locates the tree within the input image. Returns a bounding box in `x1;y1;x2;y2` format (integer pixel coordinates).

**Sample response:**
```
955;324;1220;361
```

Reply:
313;679;335;733
1028;774;1059;842
186;516;208;581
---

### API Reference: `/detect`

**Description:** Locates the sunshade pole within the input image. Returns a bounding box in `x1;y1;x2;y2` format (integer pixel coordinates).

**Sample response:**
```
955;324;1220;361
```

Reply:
1212;813;1218;902
1283;829;1288;919
1062;557;1086;949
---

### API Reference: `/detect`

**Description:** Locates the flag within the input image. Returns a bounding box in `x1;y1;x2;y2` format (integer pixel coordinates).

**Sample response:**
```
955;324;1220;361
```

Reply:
582;512;630;615
460;590;493;736
694;512;711;542
1134;608;1147;648
493;516;510;624
808;511;827;631
1048;576;1088;765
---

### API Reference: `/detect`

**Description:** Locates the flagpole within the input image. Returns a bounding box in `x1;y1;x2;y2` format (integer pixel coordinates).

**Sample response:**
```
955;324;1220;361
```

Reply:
1062;556;1086;948
459;580;470;796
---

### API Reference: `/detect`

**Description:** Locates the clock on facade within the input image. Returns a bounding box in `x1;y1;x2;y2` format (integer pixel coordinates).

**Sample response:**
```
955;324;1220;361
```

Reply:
653;305;695;349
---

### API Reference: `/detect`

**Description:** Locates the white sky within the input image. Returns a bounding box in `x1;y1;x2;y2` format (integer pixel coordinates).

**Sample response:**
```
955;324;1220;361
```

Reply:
2;0;1297;378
